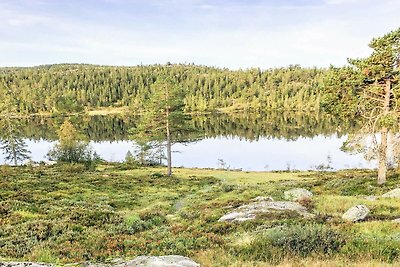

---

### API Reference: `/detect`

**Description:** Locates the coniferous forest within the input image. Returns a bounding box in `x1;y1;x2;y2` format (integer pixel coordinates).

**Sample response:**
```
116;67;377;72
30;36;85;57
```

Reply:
0;64;324;114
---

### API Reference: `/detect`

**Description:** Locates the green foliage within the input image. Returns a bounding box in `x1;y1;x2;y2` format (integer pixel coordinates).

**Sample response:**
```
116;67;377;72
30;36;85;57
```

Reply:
236;224;345;263
47;120;98;166
0;165;400;265
132;76;197;142
0;64;324;114
321;28;400;184
343;235;400;262
4;111;359;144
131;76;200;175
0;118;31;166
0;133;31;165
322;28;400;123
0;81;31;165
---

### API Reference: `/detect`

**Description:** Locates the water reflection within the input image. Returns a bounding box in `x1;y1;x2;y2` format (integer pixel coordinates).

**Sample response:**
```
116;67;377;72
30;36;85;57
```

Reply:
0;112;371;170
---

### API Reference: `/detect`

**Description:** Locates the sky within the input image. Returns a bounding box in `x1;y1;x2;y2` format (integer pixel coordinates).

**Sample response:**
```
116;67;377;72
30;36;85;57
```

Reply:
0;0;399;69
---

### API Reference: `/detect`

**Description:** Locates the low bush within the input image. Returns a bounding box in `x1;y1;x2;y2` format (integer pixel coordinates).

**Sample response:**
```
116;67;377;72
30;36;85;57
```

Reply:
235;223;345;263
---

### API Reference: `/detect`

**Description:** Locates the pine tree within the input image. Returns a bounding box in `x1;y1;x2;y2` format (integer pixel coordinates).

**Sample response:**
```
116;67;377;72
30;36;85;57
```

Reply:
132;75;198;176
0;80;31;165
322;28;400;184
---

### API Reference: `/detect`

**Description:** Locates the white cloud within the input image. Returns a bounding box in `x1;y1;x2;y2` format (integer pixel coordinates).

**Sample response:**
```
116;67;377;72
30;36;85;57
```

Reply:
0;0;399;68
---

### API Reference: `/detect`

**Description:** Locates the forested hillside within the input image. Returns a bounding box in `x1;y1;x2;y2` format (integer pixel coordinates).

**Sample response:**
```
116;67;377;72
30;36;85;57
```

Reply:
0;64;325;114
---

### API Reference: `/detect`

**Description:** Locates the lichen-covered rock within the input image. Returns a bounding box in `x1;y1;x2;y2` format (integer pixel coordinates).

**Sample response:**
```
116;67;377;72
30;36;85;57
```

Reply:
218;200;313;222
251;196;274;202
0;263;51;267
284;188;313;201
342;205;369;222
114;256;200;267
382;188;400;198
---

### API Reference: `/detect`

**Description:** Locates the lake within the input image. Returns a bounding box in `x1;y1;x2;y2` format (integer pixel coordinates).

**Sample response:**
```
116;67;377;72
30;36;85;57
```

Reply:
0;112;375;171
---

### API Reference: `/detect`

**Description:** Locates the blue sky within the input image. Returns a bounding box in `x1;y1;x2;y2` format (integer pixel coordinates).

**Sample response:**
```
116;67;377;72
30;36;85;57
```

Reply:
0;0;399;69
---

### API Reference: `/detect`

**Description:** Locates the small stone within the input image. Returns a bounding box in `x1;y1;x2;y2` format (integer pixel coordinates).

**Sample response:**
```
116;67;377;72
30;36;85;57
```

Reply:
393;218;400;223
382;188;400;198
342;205;369;222
284;188;313;201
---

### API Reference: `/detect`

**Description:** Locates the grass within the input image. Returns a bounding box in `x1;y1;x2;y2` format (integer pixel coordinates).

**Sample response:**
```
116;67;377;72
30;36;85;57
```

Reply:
1;163;400;266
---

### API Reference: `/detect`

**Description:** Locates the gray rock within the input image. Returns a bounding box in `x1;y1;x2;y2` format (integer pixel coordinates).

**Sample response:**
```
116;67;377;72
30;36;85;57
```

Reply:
363;195;377;201
219;200;313;222
284;188;313;201
114;256;200;267
382;188;400;198
393;218;400;223
0;263;51;267
342;205;369;222
251;196;274;202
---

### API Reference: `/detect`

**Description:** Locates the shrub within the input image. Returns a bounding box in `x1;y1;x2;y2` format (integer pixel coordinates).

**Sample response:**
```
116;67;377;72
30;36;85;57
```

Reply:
343;235;400;262
236;223;345;263
120;211;167;234
47;121;101;169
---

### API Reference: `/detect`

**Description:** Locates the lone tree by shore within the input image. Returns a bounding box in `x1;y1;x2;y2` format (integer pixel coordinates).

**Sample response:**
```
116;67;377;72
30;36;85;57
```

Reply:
132;74;198;176
322;28;400;184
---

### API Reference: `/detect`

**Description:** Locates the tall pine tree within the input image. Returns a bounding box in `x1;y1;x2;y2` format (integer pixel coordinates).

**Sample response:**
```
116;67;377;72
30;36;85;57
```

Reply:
322;28;400;184
132;75;198;176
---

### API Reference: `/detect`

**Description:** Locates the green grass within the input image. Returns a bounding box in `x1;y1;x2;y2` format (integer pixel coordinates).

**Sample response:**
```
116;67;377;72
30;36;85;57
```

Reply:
1;164;400;266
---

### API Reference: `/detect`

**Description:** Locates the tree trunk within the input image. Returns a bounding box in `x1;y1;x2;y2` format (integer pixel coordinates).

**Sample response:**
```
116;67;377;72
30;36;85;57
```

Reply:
166;124;172;176
165;85;172;176
378;127;388;184
378;79;391;184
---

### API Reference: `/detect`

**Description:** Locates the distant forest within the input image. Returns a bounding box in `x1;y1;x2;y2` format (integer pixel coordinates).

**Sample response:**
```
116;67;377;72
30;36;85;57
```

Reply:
0;64;325;114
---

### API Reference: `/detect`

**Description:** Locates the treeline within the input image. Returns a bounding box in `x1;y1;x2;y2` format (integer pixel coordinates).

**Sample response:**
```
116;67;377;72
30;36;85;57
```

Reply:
0;63;325;114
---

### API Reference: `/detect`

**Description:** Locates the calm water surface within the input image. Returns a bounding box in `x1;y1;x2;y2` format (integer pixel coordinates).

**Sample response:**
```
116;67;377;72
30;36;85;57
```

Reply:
0;113;375;171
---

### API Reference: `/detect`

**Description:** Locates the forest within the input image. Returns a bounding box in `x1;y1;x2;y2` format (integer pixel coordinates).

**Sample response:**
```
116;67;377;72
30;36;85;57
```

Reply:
0;64;324;114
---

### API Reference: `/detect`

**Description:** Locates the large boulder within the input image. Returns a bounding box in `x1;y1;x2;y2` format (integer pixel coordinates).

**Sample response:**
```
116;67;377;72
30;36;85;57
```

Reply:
382;188;400;198
342;205;369;222
284;188;313;201
218;200;313;222
114;256;200;267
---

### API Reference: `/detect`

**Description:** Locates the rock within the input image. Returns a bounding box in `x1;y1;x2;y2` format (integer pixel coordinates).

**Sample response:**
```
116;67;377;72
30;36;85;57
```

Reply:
363;195;377;201
219;200;313;222
284;188;313;201
342;205;369;222
393;218;400;223
382;188;400;198
0;263;51;267
252;196;274;202
114;256;200;267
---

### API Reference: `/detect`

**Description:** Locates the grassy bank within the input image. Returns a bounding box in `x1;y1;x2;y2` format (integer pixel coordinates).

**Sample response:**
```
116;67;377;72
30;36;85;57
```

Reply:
1;164;400;266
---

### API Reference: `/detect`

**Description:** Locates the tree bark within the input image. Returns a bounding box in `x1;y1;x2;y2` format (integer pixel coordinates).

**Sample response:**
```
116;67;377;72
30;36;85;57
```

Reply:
166;120;172;176
165;85;172;176
377;79;391;184
378;127;388;184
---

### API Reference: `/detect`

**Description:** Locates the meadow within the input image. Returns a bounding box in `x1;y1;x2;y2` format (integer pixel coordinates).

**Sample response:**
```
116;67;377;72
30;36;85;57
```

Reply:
1;163;400;266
